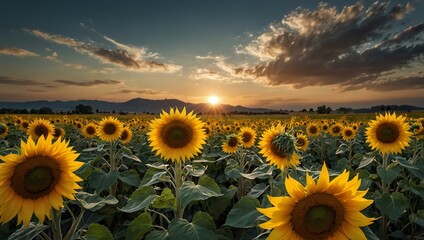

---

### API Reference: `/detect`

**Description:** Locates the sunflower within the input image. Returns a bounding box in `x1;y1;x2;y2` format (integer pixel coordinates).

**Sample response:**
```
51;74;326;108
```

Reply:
239;127;256;148
365;112;412;155
82;123;97;139
341;127;356;141
53;127;65;139
296;134;309;152
222;134;241;154
96;117;123;142
202;125;212;136
0;136;83;226
258;125;301;170
27;118;55;139
147;108;206;163
257;163;375;240
0;122;8;138
321;123;329;133
120;127;133;144
329;124;343;137
306;123;320;137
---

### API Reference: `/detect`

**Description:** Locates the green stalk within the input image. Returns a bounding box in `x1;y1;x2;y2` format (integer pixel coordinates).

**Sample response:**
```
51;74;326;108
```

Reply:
50;209;62;240
381;153;389;239
237;149;246;199
63;208;86;240
348;140;353;167
174;161;184;219
109;141;117;196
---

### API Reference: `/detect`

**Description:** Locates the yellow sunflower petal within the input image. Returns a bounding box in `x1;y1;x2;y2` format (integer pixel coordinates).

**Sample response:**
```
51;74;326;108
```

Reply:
316;163;329;192
341;221;367;240
285;176;306;201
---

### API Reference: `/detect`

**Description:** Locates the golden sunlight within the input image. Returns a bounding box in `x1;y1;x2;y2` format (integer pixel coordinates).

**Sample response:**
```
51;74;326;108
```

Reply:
208;96;219;105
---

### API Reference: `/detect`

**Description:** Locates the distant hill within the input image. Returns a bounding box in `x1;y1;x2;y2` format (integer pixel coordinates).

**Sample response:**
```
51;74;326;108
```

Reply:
0;98;278;114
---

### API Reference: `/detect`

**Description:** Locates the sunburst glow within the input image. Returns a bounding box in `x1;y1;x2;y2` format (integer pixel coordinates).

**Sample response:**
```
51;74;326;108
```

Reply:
208;96;219;105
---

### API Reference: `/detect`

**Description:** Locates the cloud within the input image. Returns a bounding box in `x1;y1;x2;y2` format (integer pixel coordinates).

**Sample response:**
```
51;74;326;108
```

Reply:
231;1;424;91
0;76;41;85
190;68;230;81
64;63;86;70
193;53;246;83
0;47;38;57
25;28;182;73
54;79;122;87
112;89;163;95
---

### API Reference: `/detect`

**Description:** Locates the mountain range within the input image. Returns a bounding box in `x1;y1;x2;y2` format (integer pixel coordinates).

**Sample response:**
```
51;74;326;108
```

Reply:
0;98;275;114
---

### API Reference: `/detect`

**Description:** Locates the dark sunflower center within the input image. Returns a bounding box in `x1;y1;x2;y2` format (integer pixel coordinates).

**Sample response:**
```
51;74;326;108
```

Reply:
121;130;129;140
309;126;317;134
323;125;328;130
242;132;252;143
297;138;305;147
228;136;239;147
103;123;117;135
292;193;344;240
0;125;6;134
86;126;96;135
34;125;49;137
162;121;193;148
22;122;29;129
345;130;353;137
11;156;61;199
53;128;62;138
376;123;399;144
202;127;210;135
333;126;341;134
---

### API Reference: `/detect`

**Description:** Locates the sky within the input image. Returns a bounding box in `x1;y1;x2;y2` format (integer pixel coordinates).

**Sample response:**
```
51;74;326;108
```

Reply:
0;0;423;110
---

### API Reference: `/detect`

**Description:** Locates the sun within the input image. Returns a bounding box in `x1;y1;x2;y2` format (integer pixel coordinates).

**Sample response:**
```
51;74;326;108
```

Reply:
208;96;219;105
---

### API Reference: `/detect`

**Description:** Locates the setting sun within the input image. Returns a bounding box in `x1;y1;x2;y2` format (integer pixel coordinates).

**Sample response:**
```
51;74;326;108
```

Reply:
208;96;219;105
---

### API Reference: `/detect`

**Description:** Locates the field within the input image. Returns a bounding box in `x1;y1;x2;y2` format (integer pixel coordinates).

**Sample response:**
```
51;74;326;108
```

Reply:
0;110;423;240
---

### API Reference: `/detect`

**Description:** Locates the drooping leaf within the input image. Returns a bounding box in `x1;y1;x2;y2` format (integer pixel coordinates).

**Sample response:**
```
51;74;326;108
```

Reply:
377;164;402;186
152;188;176;209
119;186;158;213
75;192;118;211
89;169;119;192
168;212;217;240
7;223;48;240
126;213;153;240
225;196;262;228
85;223;113;240
119;169;141;187
180;176;223;209
375;192;409;221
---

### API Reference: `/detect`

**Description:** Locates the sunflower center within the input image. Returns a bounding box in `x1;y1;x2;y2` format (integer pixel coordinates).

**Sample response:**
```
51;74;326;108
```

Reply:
309;126;317;134
242;132;252;143
376;123;399;144
11;156;61;199
292;193;344;240
228;136;239;147
22;122;29;129
296;138;305;147
323;125;328;131
53;128;62;138
103;123;117;135
332;126;341;134
162;121;193;148
86;126;96;135
345;129;353;137
121;130;129;140
34;125;49;137
0;125;6;134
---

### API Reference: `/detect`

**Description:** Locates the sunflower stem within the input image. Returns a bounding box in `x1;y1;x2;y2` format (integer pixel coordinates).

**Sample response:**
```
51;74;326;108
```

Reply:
348;140;353;168
380;153;390;239
109;141;118;196
63;208;86;240
174;161;184;219
237;148;246;199
50;208;62;240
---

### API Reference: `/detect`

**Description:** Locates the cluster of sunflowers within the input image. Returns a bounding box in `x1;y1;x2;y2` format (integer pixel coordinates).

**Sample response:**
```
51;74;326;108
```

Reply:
0;110;422;239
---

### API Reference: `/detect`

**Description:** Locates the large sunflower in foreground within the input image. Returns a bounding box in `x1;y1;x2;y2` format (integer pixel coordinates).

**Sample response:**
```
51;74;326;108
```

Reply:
0;136;83;226
147;108;206;163
96;117;123;142
258;125;300;170
257;163;375;240
27;118;55;139
365;112;412;155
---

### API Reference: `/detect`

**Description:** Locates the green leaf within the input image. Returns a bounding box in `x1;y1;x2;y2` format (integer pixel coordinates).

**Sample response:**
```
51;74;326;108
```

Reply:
335;143;348;155
224;159;242;181
8;223;48;240
119;169;141;187
240;164;273;180
224;196;262;228
168;212;217;240
247;183;268;198
119;186;158;213
89;169;119;192
146;162;169;170
377;164;401;186
122;153;141;162
126;213;153;240
362;226;380;240
85;223;113;240
408;182;424;198
180;176;223;209
375;192;409;221
146;230;169;240
140;168;170;187
395;157;419;170
209;185;237;219
358;154;375;169
152;188;176;209
187;163;207;177
75;192;118;211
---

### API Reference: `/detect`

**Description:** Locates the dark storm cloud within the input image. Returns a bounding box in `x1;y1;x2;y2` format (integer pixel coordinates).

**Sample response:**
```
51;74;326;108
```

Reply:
0;76;41;85
0;47;38;57
54;79;122;87
233;1;424;91
24;29;182;73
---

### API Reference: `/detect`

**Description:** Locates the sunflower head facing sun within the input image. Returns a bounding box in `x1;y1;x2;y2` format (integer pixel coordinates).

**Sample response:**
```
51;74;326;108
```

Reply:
27;118;55;139
365;112;412;155
96;117;124;142
0;136;83;226
222;134;241;154
82;122;98;139
258;125;300;170
257;163;375;240
239;127;257;148
148;108;206;163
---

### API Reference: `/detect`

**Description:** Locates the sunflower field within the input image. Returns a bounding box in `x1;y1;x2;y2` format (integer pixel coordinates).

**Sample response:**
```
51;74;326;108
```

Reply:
0;109;423;240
